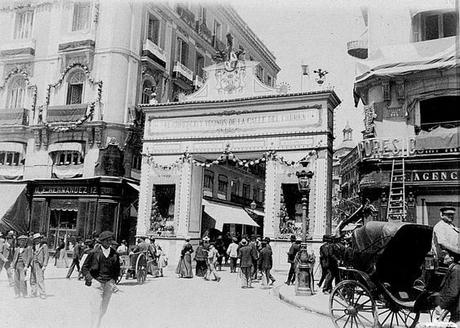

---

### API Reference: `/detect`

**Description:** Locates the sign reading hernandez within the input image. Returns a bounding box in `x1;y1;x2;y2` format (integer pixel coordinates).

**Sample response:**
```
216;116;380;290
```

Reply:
358;137;416;159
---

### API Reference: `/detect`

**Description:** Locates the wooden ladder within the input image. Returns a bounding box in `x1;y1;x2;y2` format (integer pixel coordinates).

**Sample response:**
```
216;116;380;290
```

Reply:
387;158;406;222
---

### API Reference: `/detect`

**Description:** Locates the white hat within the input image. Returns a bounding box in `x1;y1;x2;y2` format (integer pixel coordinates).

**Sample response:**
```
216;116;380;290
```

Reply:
202;236;210;242
32;233;42;240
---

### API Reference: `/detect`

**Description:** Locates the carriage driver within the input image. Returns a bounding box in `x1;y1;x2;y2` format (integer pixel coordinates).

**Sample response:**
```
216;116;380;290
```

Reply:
432;207;460;264
432;206;460;324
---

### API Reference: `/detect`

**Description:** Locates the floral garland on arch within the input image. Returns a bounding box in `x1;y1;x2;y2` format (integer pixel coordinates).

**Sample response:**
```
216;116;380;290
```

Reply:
43;63;103;132
142;146;318;170
0;67;30;90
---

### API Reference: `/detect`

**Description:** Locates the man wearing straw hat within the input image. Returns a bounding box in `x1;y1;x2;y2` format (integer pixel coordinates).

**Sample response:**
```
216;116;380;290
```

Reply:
30;233;49;299
12;235;32;298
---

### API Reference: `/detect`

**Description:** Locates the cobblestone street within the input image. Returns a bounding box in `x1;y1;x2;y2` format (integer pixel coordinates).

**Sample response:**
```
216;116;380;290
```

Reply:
0;266;333;328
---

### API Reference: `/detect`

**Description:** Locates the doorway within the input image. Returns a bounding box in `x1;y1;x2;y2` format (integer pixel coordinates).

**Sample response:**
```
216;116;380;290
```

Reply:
48;204;78;250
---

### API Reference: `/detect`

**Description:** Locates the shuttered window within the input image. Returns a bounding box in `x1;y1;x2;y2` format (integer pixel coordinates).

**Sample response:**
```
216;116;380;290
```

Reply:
72;2;91;31
14;11;34;39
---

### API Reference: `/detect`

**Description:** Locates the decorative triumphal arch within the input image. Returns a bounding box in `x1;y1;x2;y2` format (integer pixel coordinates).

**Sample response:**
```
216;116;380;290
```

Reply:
137;46;340;268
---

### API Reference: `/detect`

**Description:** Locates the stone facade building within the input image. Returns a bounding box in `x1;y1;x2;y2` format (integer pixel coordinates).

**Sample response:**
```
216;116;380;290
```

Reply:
0;1;279;247
346;2;459;226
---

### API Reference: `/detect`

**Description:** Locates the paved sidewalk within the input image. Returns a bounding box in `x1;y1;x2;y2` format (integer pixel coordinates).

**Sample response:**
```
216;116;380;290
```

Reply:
272;269;330;316
275;282;330;316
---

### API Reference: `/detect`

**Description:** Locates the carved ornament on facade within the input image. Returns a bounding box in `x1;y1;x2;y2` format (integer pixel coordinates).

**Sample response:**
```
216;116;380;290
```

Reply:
382;80;390;102
363;104;377;137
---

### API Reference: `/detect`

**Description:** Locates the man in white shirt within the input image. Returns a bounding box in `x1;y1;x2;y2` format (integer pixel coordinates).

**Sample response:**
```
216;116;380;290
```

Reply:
432;207;460;263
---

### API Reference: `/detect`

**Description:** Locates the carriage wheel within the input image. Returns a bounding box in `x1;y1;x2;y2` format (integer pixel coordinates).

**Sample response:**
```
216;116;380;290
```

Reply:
136;253;147;285
377;302;420;328
330;280;378;328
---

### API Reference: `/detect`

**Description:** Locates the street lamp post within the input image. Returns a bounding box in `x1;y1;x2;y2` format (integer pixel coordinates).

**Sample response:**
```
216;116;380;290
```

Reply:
295;166;314;296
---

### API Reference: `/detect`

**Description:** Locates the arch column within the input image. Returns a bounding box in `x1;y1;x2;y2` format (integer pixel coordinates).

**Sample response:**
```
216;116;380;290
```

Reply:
136;155;153;237
263;158;282;238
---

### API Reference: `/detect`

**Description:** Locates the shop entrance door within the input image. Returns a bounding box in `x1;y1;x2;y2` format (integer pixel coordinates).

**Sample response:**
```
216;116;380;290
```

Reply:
48;199;78;250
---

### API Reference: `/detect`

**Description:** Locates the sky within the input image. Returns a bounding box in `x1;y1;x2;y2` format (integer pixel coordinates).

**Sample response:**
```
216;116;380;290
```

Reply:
231;0;367;147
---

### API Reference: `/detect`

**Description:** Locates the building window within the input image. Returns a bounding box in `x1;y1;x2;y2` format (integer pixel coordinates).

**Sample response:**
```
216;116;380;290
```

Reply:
52;151;84;166
14;10;34;39
419;96;460;131
253;187;259;202
72;2;91;31
0;151;22;166
415;11;458;41
199;6;206;24
242;184;250;199
218;175;228;193
267;75;273;87
66;70;85;105
132;153;142;170
256;66;264;81
213;20;221;40
176;37;189;66
231;180;239;196
7;76;26;109
204;169;214;189
147;14;160;45
142;79;155;104
196;53;205;78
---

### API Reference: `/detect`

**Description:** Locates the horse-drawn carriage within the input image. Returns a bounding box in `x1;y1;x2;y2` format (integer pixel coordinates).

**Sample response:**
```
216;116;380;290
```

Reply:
329;220;451;328
118;251;149;284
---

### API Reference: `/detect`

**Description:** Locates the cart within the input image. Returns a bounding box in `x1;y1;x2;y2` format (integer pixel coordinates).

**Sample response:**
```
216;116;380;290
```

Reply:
329;221;450;328
117;251;148;285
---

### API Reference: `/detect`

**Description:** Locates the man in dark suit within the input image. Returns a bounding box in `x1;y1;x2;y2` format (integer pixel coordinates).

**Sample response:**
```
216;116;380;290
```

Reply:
81;231;120;328
238;239;257;288
285;235;301;285
12;235;32;298
67;237;83;279
259;240;275;286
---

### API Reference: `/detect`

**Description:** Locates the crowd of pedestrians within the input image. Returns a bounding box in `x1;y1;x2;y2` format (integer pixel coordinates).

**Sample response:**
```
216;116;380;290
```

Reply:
174;234;276;289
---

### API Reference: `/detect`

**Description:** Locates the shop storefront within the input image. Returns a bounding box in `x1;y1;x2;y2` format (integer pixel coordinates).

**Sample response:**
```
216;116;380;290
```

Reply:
356;134;460;227
27;177;138;249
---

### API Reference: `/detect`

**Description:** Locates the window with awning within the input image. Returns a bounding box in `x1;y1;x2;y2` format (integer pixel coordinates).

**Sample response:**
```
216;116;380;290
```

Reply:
202;199;259;231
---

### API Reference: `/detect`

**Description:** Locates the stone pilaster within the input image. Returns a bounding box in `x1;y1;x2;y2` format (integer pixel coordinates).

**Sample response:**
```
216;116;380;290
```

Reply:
311;150;328;240
263;158;281;238
176;161;192;238
136;155;152;237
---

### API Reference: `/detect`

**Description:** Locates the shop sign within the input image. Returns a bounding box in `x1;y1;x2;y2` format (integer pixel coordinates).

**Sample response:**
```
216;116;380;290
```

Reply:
409;170;459;182
358;137;416;159
36;185;97;194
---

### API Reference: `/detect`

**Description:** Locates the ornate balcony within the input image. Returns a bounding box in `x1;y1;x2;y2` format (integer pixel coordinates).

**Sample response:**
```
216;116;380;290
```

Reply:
142;39;166;64
347;39;368;59
46;104;89;123
176;4;195;28
0;39;35;59
173;61;193;82
197;22;212;45
0;108;30;126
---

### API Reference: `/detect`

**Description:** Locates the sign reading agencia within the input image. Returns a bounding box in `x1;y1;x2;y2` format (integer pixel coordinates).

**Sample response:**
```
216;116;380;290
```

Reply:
358;137;416;159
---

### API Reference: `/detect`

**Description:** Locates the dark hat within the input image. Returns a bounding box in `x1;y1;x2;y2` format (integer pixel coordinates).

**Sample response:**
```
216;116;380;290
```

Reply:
263;237;271;243
17;235;28;240
99;231;114;241
290;235;296;242
440;207;456;214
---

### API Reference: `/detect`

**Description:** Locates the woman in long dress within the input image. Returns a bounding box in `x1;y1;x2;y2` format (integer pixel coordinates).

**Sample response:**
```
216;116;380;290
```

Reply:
56;238;69;268
176;238;193;278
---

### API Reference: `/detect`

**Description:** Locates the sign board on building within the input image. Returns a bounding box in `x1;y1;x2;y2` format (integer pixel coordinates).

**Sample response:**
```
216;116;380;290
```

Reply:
358;137;416;159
